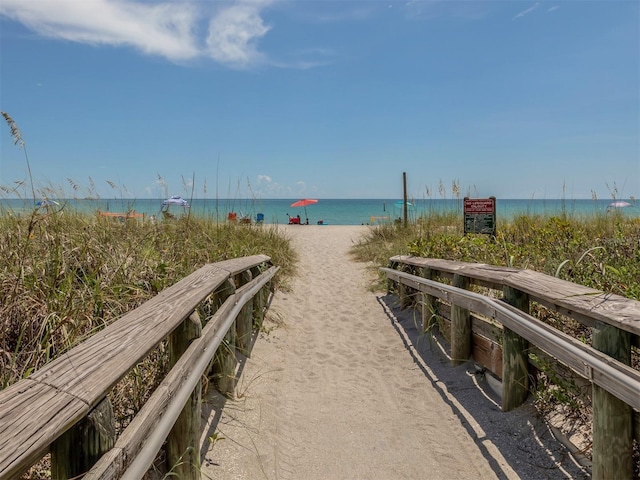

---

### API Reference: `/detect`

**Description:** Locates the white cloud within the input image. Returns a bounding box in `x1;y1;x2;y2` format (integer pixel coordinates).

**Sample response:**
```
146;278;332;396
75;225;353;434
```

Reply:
0;0;200;60
0;0;276;67
514;2;540;19
257;174;272;183
206;2;272;68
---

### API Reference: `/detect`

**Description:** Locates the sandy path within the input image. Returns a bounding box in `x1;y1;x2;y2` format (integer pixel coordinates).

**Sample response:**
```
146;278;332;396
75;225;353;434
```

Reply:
200;225;588;480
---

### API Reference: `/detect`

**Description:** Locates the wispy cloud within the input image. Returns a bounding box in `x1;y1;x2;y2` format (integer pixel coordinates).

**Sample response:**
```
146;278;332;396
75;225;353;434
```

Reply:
514;2;540;19
0;0;276;68
404;0;490;21
205;1;273;68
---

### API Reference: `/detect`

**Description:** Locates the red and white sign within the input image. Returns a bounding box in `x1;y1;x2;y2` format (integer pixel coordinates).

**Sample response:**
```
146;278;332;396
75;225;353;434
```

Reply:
464;198;495;214
463;197;496;235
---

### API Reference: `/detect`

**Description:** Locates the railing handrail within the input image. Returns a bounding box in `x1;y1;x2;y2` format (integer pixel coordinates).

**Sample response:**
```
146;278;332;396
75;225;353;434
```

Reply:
384;256;640;479
389;255;640;336
381;266;640;410
106;265;279;479
0;254;275;480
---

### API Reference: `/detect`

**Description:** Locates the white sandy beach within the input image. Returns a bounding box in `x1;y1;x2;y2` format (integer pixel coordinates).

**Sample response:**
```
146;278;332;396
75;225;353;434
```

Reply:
200;225;589;480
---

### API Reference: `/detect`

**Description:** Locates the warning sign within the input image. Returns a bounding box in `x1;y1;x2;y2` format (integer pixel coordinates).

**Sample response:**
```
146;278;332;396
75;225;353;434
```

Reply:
464;197;496;235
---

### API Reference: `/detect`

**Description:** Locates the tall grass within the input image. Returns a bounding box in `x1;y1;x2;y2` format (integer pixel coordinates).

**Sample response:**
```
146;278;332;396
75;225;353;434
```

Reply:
352;209;640;474
0;208;296;391
353;210;640;300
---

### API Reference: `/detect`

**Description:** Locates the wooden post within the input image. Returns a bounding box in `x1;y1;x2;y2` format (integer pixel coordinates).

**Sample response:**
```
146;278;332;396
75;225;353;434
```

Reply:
215;326;237;398
501;286;530;412
420;267;438;334
211;278;237;398
387;260;399;295
451;274;471;366
251;266;266;329
165;311;202;479
402;172;408;228
51;397;116;479
592;321;632;480
398;277;410;310
398;265;416;310
236;270;253;356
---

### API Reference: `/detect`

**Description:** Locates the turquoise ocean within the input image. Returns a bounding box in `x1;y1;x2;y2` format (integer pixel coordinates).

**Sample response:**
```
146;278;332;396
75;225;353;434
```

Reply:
1;198;637;226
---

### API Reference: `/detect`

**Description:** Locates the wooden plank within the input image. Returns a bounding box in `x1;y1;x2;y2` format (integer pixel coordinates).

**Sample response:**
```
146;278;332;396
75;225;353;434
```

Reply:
29;264;230;403
389;257;640;337
390;255;518;289
85;266;278;479
471;333;503;378
213;255;271;276
384;268;640;410
506;270;640;336
0;257;273;480
0;380;87;479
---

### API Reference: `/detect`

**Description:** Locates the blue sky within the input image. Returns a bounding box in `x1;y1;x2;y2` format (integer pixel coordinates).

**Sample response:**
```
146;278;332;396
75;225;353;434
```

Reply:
1;0;638;200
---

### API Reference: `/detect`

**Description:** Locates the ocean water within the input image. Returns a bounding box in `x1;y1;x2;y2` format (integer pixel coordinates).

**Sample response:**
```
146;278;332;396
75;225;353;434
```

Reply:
1;197;637;226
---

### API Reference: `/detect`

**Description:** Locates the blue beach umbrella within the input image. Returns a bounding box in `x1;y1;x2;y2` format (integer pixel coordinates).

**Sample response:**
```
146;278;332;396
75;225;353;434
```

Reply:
161;195;190;218
162;195;189;207
36;199;60;209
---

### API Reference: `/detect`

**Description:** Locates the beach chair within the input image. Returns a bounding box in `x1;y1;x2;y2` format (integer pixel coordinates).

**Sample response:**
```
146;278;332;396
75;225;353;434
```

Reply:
256;213;264;224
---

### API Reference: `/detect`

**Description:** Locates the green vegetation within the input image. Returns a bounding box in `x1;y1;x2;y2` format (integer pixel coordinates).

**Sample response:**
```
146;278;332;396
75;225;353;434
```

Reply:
0;208;296;403
352;211;640;301
352;211;640;473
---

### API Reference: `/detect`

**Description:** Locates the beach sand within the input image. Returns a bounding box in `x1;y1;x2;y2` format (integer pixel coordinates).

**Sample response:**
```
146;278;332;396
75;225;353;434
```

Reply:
200;225;589;480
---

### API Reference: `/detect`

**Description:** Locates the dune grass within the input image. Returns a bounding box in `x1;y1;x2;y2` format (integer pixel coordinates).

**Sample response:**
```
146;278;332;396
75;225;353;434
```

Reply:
351;209;640;473
352;209;640;300
0;207;296;393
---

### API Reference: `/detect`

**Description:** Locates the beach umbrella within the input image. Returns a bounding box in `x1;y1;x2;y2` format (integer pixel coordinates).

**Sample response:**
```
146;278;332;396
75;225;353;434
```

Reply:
608;201;632;208
607;201;632;212
36;199;59;208
290;198;318;221
161;195;189;219
162;195;189;207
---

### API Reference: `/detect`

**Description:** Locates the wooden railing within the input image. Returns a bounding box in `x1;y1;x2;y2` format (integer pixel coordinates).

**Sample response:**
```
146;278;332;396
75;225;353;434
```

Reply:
0;255;278;480
382;255;640;480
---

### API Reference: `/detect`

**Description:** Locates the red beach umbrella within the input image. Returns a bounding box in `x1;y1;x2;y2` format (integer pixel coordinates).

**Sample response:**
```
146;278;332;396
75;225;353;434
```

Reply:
290;198;318;208
290;199;318;222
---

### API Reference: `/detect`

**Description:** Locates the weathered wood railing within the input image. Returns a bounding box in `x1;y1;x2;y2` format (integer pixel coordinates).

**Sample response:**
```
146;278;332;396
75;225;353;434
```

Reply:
381;255;640;479
382;256;640;480
0;254;278;480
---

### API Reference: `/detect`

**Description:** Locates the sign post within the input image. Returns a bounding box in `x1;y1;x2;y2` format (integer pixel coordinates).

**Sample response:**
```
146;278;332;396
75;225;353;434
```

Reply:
464;197;496;235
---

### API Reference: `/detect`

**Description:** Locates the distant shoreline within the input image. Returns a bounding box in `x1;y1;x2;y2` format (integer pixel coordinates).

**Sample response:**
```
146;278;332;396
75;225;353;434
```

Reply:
1;197;637;226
